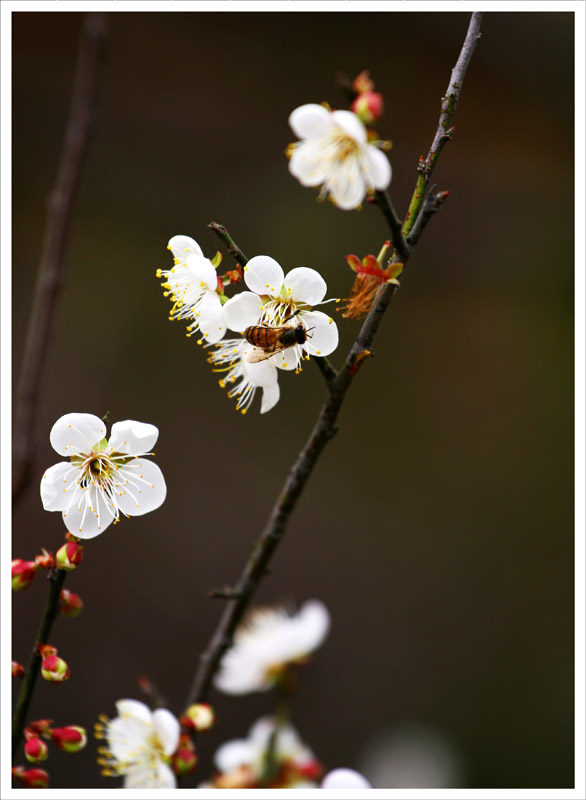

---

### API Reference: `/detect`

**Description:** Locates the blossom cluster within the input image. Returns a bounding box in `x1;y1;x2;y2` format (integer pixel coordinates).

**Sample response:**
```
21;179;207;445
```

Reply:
158;239;339;414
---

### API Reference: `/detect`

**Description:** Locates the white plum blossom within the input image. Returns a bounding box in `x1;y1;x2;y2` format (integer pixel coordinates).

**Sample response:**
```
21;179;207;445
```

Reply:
207;338;280;415
157;234;227;344
96;699;180;789
206;716;322;788
321;768;371;788
214;600;330;695
287;103;391;210
41;413;166;539
223;255;339;373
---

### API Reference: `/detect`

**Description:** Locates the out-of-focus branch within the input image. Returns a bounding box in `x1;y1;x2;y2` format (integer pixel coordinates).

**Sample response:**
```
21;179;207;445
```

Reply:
402;12;483;238
12;13;107;504
12;568;68;759
185;13;483;707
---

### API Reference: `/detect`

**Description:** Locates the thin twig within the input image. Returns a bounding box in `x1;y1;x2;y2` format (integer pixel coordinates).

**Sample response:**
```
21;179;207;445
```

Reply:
372;190;411;261
12;13;107;505
402;12;483;238
12;569;68;759
185;13;483;707
207;221;249;266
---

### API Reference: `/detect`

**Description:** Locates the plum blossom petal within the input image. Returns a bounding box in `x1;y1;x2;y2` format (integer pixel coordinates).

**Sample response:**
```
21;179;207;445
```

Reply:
260;382;280;414
224;291;263;333
215;740;256;774
49;413;106;458
40;462;78;511
153;709;181;757
289;140;331;187
288;103;332;139
301;310;339;357
331;109;368;143
327;156;367;210
243;256;284;296
322;768;371;789
187;252;218;292
367;145;393;190
197;291;226;344
168;234;203;261
207;339;280;414
107;421;159;455
112;459;166;518
283;267;327;306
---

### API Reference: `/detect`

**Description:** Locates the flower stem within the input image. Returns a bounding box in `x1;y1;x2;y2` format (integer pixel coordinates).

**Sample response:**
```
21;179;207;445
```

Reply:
12;568;68;759
185;12;483;708
207;221;249;267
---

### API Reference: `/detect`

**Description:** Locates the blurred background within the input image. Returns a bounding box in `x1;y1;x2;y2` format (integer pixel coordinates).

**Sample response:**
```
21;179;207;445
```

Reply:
12;10;574;789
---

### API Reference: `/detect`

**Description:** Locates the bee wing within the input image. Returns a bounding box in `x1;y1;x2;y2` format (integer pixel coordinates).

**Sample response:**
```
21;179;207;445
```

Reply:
245;343;287;363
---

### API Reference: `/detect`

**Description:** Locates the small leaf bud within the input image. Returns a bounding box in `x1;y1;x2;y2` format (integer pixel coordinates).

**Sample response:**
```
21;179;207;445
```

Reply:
12;661;25;679
24;737;49;763
41;655;70;684
55;541;83;571
181;703;215;732
351;91;384;126
50;725;87;753
59;589;83;618
11;559;38;591
12;767;50;788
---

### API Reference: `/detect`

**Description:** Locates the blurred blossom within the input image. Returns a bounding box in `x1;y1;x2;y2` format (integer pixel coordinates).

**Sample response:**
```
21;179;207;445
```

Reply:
321;767;371;788
287;103;391;210
96;699;180;788
214;600;330;695
204;715;322;788
358;723;465;788
41;413;166;539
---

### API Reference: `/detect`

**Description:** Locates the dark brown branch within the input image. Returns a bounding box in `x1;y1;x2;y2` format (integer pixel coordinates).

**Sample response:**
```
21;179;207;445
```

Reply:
12;13;107;504
372;190;411;261
184;13;483;708
312;355;338;386
12;569;68;759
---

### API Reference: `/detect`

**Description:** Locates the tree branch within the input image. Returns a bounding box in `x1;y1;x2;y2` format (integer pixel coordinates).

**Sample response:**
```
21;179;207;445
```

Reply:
184;12;483;708
402;12;483;238
372;190;411;261
207;221;249;267
12;13;107;505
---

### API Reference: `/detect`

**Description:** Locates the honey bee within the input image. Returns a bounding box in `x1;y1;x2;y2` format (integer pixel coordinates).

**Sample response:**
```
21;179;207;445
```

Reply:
245;311;309;363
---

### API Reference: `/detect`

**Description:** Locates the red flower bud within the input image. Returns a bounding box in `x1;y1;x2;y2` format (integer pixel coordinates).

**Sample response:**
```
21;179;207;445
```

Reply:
50;725;87;753
12;661;25;678
11;559;38;591
56;542;83;571
41;655;70;683
181;703;215;732
24;737;49;763
171;746;198;776
351;91;384;126
59;589;83;618
29;719;53;737
352;70;375;94
12;767;49;788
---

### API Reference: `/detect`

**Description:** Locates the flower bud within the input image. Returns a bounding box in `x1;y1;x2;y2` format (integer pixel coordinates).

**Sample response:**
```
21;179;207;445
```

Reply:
12;660;25;678
29;719;53;737
55;541;83;571
59;589;83;618
12;767;49;788
11;559;38;591
50;725;87;753
41;655;70;683
171;745;198;776
181;703;215;732
352;69;375;94
351;91;384;126
24;737;49;763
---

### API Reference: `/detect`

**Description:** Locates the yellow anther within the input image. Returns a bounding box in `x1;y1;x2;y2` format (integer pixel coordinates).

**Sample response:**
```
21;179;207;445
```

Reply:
328;317;332;324
167;244;172;250
244;266;248;271
155;269;162;277
282;362;288;367
316;349;321;354
265;283;269;287
241;408;247;415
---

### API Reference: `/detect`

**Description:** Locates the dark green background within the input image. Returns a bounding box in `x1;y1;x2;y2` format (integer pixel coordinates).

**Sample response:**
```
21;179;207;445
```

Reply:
12;11;574;789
